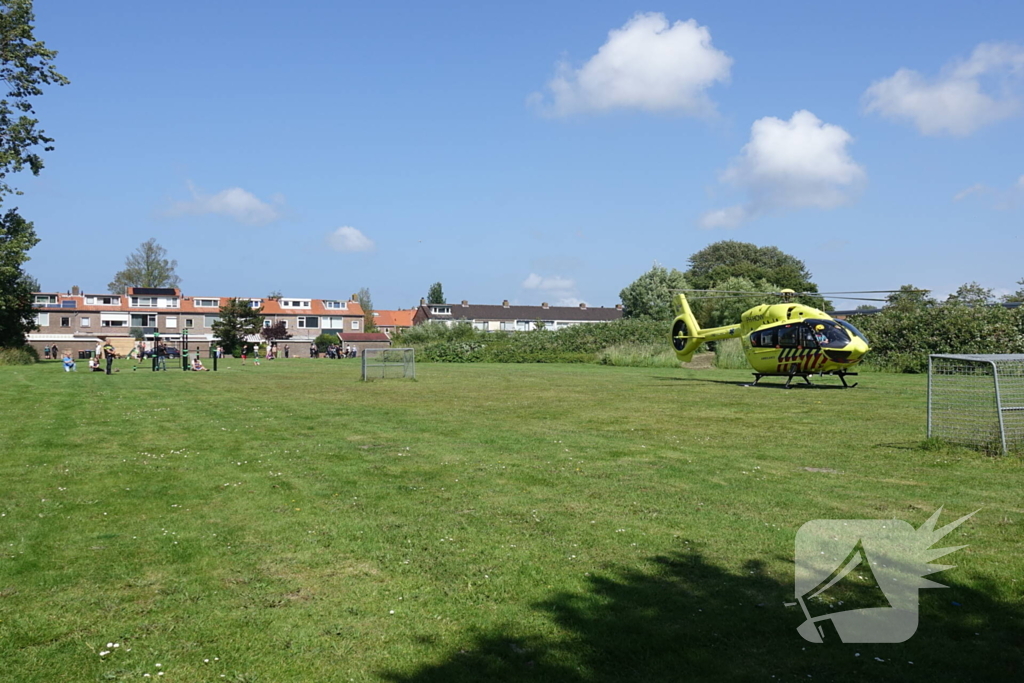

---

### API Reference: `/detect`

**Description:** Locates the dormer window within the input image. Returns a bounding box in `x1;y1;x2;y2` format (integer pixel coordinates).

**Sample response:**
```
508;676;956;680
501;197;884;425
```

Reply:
323;300;347;310
431;306;451;315
195;298;219;307
85;296;121;305
282;299;311;308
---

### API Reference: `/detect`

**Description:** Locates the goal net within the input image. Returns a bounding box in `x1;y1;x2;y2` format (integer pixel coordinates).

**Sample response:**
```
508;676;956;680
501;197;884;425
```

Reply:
928;354;1024;455
361;347;416;381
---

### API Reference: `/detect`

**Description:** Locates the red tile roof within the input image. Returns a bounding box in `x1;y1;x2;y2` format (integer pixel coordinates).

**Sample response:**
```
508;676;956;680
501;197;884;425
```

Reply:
374;309;416;328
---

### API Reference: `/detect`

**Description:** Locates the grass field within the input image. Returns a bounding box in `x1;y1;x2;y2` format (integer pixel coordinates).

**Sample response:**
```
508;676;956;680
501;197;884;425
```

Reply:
1;358;1021;682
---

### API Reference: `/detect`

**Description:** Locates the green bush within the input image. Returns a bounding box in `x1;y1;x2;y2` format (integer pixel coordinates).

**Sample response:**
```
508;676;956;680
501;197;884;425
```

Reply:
314;333;337;352
394;318;670;364
0;346;39;365
853;302;1024;373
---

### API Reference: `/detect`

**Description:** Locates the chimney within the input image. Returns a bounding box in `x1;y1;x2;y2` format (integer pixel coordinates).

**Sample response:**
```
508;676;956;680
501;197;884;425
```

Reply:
71;285;80;295
420;298;426;306
351;293;359;301
461;300;468;307
502;300;509;308
615;303;623;310
541;302;549;309
579;302;587;310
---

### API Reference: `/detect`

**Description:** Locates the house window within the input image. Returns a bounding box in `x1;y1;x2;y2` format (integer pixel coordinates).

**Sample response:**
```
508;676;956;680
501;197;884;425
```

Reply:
60;317;71;327
204;315;220;328
81;317;91;327
131;314;157;327
323;300;346;310
102;320;126;327
34;294;57;305
85;296;120;305
351;320;360;330
473;321;488;331
283;299;310;308
249;299;262;308
185;318;194;327
500;321;515;331
195;298;218;307
35;313;50;326
131;296;155;307
430;306;451;315
166;317;178;328
297;316;320;329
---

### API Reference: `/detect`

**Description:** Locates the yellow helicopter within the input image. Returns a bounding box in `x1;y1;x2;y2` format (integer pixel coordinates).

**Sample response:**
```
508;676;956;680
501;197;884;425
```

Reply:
670;289;884;388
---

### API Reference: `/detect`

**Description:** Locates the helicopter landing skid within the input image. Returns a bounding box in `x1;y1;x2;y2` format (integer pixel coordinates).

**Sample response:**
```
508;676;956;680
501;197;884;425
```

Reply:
749;371;859;389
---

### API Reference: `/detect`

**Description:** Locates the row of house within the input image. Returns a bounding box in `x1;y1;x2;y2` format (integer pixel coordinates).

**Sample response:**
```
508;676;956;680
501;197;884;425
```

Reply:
27;288;623;357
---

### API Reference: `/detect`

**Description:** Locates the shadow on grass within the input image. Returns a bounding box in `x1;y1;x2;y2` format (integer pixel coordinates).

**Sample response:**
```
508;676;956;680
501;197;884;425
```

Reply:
384;551;1022;683
653;375;853;390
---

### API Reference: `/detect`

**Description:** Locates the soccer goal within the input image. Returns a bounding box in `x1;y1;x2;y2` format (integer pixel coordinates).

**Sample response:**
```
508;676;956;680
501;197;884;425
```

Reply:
928;354;1024;455
361;347;416;381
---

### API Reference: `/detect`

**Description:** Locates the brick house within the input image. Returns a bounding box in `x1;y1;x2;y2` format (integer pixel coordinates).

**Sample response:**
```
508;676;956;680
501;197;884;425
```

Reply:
28;288;365;357
411;299;624;331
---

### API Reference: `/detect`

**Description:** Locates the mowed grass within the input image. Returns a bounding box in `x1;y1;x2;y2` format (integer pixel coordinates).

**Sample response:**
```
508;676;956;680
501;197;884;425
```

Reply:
0;359;1021;682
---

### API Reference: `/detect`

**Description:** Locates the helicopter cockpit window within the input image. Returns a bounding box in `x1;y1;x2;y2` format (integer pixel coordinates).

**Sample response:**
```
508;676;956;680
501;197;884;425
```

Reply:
835;319;869;344
804;319;851;349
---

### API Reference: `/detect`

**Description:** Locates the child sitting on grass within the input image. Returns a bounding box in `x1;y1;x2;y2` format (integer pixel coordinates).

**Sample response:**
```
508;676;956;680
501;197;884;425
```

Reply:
62;351;76;372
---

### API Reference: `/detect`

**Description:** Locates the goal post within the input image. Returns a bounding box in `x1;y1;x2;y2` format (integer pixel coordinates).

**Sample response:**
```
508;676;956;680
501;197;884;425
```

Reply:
361;347;415;381
928;354;1024;455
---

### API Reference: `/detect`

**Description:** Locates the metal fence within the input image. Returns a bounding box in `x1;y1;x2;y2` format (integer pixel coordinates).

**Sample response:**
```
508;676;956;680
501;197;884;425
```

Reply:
361;347;416;381
928;354;1024;455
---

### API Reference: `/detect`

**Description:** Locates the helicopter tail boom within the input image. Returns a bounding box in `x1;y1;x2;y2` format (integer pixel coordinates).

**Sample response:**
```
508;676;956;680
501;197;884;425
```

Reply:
671;293;743;362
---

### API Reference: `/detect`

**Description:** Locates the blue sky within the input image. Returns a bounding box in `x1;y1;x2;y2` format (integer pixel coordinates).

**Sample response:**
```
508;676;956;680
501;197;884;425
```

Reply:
17;1;1024;308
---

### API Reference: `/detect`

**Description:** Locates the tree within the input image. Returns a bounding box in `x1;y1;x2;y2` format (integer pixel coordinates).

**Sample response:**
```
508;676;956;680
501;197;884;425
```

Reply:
946;281;993;306
685;241;818;292
358;287;378;332
260;320;291;341
266;290;282;301
0;1;67;350
692;275;779;328
0;0;69;204
427;282;445;305
211;298;264;354
0;208;38;347
108;239;181;293
1003;279;1024;304
618;264;688;320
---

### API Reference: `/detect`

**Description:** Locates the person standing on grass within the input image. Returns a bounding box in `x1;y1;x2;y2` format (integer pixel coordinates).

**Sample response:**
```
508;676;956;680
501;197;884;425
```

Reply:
51;344;59;360
102;340;116;374
284;344;290;359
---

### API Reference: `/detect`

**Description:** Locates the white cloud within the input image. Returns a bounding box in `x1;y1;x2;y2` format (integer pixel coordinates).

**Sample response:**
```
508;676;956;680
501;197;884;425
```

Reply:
953;183;988;201
531;12;732;116
863;42;1024;136
170;181;282;225
699;110;865;228
521;273;581;306
327;226;375;253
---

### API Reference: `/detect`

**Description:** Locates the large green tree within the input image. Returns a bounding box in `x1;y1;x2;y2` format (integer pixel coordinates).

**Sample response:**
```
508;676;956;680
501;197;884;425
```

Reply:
0;0;69;202
358;287;378;332
108;238;181;293
0;208;38;347
618;264;688;320
0;0;68;349
212;298;264;354
684;241;818;292
427;281;444;305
